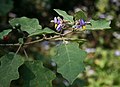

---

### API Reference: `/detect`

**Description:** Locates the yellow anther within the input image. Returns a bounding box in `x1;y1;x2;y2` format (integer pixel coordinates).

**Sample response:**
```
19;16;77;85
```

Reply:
55;24;58;28
82;26;86;30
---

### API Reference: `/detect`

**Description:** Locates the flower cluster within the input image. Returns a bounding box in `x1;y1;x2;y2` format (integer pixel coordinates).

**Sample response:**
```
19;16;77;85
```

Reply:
51;17;88;32
51;17;64;32
74;19;86;30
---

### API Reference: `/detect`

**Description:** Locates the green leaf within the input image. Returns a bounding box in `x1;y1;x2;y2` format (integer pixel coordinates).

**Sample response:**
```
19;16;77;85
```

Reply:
53;43;87;84
54;9;74;22
42;27;56;34
0;29;11;39
9;17;42;34
0;0;13;15
21;61;55;87
86;20;111;30
29;27;56;37
0;53;24;87
74;10;87;20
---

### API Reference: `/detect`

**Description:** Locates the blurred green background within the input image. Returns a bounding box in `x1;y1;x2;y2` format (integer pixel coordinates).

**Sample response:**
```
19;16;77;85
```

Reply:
0;0;120;87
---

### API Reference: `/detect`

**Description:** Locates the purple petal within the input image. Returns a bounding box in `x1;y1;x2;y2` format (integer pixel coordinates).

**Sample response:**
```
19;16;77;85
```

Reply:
54;17;57;23
56;24;62;31
57;19;61;24
79;19;85;26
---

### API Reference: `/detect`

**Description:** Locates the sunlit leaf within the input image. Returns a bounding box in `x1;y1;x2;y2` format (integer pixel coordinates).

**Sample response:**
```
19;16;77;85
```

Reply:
9;17;42;34
86;20;111;30
54;9;74;22
0;53;24;87
53;43;87;84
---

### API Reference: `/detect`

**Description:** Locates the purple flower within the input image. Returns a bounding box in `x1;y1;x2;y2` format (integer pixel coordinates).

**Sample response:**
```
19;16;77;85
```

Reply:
54;17;57;24
56;24;62;31
79;19;86;26
75;19;86;30
51;17;63;31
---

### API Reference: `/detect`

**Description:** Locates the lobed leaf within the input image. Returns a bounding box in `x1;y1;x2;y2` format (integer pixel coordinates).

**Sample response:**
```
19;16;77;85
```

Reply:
86;20;111;30
20;61;55;87
53;43;87;84
54;9;74;22
9;17;42;34
0;53;24;87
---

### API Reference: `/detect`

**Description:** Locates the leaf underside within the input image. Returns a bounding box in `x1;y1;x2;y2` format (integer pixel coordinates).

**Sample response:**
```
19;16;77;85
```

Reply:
54;9;74;22
53;43;87;84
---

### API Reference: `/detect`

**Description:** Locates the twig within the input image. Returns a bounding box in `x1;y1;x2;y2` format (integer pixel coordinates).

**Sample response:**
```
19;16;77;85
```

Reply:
54;38;86;41
0;43;20;46
14;44;22;56
23;49;29;59
0;31;73;46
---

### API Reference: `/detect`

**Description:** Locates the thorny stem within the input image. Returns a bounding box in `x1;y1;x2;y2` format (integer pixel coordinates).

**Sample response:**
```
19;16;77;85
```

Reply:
0;31;85;46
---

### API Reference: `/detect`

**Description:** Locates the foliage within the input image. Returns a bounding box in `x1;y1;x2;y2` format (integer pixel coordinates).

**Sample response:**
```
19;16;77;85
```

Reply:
54;9;74;22
0;0;115;86
20;61;55;87
29;27;56;37
0;53;24;87
9;17;42;34
74;10;87;20
86;20;111;30
53;43;87;84
78;48;120;87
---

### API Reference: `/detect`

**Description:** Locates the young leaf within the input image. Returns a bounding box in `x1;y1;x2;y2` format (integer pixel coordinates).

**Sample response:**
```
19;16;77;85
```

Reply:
9;17;42;34
53;43;87;84
54;9;74;22
0;29;11;39
29;27;56;37
0;53;24;87
74;10;87;20
20;61;55;87
86;20;111;30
